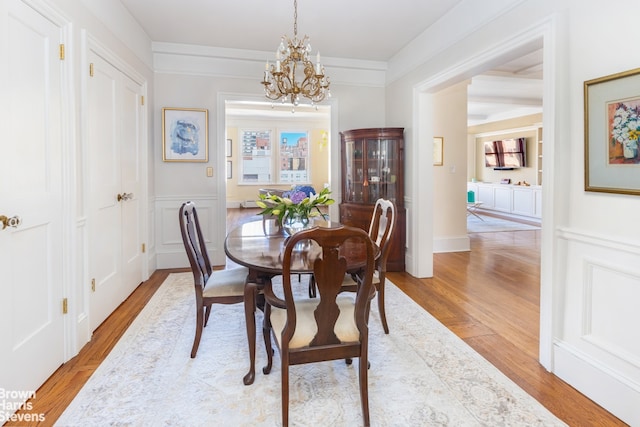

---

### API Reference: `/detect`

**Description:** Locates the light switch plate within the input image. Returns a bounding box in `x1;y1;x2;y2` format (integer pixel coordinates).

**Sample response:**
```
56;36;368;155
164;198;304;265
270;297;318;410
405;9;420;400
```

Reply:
206;167;213;177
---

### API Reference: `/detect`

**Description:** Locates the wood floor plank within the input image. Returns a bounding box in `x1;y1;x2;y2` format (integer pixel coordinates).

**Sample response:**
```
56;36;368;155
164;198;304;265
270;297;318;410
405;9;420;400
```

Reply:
9;209;626;426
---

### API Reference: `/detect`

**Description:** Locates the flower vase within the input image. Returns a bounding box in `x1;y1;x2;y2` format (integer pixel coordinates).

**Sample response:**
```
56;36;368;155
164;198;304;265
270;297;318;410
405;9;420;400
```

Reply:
283;213;310;236
623;142;638;159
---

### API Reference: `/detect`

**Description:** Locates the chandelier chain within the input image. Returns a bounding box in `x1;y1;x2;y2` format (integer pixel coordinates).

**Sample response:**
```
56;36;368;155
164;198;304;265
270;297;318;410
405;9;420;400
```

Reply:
293;0;298;37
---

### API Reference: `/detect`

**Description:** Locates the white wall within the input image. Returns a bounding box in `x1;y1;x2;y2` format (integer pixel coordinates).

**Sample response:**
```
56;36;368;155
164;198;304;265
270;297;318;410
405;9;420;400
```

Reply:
386;0;640;423
433;81;470;253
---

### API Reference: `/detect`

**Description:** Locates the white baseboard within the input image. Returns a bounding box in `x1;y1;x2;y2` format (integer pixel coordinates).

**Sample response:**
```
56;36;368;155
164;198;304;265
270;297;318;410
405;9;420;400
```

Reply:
433;235;471;253
240;200;260;208
477;208;541;226
554;342;639;426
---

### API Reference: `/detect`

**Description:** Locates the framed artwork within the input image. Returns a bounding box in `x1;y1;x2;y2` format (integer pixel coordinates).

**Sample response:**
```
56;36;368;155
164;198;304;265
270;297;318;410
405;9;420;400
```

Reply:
226;160;232;179
585;67;640;195
162;108;208;162
433;137;444;166
279;130;309;183
226;138;232;157
239;129;272;184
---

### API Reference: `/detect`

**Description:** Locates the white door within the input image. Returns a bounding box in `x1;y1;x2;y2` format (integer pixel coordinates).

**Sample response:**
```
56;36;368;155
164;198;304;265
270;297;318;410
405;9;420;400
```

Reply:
0;0;66;414
87;51;143;330
120;76;144;291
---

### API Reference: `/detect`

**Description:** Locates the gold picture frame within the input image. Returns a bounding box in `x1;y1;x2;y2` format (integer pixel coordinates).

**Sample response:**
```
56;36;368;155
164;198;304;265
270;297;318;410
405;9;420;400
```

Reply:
162;107;208;162
433;137;444;166
584;67;640;195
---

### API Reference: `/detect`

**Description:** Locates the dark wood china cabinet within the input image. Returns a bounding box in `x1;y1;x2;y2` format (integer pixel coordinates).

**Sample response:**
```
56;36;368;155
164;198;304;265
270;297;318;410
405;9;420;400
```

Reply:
339;127;405;271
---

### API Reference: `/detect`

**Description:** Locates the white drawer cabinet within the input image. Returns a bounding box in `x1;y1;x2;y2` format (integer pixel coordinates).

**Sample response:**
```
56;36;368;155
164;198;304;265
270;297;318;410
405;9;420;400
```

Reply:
494;186;512;212
477;185;494;208
513;186;535;216
468;182;541;219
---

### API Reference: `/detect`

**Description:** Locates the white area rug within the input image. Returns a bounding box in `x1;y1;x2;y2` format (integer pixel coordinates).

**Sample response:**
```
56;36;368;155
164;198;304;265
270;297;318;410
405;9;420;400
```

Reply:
467;214;541;233
56;273;564;426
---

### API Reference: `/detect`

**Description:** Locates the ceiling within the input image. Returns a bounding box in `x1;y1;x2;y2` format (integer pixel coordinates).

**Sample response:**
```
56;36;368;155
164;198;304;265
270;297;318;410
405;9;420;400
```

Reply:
119;0;542;125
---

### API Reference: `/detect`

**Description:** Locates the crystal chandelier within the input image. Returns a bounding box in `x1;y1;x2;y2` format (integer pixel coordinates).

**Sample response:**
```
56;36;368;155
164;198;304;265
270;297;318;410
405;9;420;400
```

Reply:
261;0;330;107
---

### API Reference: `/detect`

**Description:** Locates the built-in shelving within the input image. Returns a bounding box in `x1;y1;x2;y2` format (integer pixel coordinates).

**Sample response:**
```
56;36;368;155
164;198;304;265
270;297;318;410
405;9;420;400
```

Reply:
536;126;543;185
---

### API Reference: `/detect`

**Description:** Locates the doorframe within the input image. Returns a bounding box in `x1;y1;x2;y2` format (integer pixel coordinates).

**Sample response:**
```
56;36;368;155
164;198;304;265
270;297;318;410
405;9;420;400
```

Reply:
216;93;340;262
411;17;558;369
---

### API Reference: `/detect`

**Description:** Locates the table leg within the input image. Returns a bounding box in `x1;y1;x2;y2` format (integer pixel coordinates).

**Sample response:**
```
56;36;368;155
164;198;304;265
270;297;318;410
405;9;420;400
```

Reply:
243;281;258;385
467;203;484;221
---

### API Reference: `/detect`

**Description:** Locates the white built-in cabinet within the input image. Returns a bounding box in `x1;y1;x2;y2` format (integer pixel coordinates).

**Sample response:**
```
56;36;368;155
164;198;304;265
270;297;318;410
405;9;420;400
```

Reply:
468;182;542;220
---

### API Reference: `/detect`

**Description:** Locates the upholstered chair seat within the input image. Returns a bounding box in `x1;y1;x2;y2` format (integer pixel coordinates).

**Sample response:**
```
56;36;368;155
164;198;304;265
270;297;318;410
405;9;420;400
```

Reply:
269;295;359;348
202;268;248;298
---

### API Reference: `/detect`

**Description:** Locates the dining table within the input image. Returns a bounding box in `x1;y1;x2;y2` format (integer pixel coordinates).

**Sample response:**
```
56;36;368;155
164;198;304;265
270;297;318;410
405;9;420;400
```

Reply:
224;217;379;385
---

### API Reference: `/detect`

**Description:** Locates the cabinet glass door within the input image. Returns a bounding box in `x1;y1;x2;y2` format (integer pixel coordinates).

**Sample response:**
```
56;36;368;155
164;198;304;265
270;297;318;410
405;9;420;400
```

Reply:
345;139;365;203
365;138;398;203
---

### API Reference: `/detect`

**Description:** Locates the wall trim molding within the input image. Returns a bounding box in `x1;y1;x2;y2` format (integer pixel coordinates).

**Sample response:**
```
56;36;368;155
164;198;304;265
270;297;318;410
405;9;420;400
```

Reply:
433;235;471;253
557;227;640;256
152;42;386;87
473;124;540;139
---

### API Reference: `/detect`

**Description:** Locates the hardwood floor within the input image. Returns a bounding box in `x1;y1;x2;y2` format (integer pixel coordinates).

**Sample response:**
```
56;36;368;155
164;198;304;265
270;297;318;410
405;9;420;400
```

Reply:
10;209;625;426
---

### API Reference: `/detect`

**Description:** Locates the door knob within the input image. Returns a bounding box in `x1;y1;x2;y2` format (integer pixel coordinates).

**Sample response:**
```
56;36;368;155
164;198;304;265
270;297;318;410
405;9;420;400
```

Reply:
0;215;21;230
117;192;133;202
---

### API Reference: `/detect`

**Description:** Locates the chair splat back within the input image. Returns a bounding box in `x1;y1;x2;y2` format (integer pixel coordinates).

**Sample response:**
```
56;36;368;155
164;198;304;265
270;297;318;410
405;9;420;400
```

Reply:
368;199;396;266
306;239;348;346
179;202;212;286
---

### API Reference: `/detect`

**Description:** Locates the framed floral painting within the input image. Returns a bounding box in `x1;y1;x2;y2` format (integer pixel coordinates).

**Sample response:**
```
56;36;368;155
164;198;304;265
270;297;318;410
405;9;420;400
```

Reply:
584;67;640;195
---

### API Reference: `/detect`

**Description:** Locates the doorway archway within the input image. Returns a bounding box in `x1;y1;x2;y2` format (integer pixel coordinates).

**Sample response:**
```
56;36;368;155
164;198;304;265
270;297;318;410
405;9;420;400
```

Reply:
410;22;556;369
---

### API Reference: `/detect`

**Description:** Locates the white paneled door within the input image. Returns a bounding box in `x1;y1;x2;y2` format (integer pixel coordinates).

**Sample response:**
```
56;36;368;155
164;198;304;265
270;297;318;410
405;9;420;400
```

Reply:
0;0;66;416
87;49;144;330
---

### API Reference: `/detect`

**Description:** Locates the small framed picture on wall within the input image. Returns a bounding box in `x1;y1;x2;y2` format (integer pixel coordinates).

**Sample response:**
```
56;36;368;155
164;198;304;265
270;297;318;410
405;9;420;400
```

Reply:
162;107;208;162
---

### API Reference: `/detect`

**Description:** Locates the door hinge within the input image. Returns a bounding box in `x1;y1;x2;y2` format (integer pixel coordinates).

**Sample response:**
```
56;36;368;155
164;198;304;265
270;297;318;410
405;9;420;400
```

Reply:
141;96;145;106
142;243;146;253
59;44;65;60
91;278;96;292
62;298;68;314
89;63;94;77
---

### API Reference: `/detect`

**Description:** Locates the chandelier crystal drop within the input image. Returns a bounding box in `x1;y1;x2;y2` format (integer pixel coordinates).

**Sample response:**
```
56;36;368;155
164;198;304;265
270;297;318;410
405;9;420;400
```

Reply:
261;0;330;107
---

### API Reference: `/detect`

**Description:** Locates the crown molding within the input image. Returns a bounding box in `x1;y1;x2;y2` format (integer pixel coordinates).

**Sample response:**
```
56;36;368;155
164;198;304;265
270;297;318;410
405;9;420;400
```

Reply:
152;42;387;87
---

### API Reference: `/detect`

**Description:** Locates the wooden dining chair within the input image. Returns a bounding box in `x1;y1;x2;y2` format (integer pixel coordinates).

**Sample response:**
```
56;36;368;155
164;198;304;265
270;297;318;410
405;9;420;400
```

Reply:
309;198;397;333
179;201;249;358
261;225;376;427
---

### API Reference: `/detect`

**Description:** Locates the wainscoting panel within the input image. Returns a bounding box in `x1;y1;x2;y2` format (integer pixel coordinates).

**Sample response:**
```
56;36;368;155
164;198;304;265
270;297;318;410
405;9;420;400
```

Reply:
155;196;223;268
555;228;640;426
584;261;640;368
